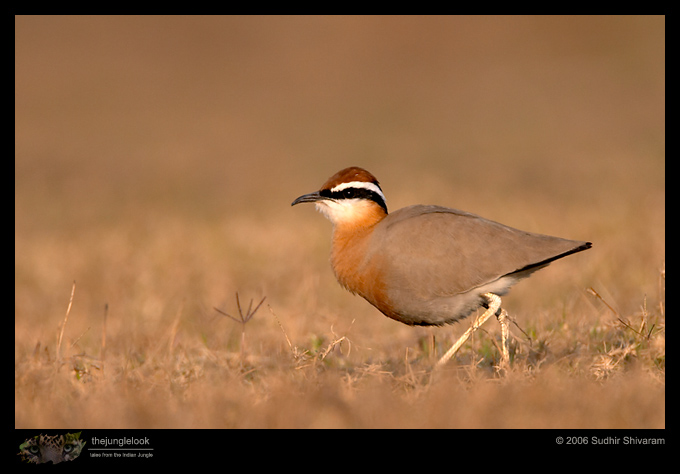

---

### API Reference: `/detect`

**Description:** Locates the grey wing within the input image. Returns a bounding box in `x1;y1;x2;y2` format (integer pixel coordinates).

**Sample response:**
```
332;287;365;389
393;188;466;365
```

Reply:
377;205;589;299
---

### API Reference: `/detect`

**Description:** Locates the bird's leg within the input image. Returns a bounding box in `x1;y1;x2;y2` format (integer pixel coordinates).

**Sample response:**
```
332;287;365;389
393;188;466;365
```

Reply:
435;292;501;369
496;308;510;368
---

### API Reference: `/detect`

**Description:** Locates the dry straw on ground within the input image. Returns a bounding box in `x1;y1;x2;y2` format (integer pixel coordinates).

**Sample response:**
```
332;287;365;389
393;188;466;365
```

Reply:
15;253;665;428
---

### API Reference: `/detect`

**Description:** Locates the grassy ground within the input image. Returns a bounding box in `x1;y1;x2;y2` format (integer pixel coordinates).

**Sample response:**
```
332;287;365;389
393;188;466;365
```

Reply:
16;16;664;429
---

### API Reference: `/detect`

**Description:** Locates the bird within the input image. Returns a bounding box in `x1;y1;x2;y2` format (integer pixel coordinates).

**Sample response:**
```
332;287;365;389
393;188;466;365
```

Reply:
291;166;591;367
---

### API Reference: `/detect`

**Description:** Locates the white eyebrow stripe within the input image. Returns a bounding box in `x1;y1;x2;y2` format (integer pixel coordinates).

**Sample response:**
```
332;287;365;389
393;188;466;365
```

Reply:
330;181;386;202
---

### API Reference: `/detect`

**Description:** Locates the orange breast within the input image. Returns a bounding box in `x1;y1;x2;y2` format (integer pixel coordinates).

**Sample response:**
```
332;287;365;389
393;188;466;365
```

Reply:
329;212;396;318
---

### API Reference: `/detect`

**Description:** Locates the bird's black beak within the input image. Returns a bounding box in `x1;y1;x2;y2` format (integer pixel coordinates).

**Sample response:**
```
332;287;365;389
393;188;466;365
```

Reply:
291;191;324;206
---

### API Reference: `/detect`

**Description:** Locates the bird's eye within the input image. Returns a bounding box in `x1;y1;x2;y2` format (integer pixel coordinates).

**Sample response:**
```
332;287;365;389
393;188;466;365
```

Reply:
342;189;356;199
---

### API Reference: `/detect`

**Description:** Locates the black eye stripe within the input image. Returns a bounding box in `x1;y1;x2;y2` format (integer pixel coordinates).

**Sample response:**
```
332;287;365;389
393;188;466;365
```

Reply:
320;187;388;214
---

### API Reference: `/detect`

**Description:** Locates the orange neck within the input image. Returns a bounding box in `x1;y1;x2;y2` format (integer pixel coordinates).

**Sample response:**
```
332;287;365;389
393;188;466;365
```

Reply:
330;206;387;304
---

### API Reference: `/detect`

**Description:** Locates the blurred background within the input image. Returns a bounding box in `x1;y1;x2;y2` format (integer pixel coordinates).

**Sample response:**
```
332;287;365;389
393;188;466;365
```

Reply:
15;15;664;429
16;15;664;369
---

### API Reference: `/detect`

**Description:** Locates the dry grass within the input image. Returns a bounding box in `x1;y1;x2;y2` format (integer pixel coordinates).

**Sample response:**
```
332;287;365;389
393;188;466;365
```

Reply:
16;16;664;429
